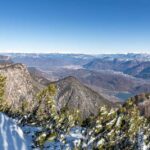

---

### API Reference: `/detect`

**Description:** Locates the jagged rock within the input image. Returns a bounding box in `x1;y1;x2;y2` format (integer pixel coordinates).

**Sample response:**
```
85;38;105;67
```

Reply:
0;63;35;110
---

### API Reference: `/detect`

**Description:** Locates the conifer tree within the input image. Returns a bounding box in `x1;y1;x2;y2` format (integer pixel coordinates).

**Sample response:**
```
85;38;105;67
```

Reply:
80;100;149;150
35;83;80;148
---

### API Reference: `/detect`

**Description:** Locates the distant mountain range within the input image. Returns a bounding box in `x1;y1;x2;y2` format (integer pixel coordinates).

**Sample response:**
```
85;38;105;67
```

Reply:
28;67;150;102
0;55;13;64
0;53;150;102
84;58;150;79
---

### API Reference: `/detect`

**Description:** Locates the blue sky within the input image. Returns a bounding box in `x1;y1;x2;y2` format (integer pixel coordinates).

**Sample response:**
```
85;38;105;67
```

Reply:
0;0;150;54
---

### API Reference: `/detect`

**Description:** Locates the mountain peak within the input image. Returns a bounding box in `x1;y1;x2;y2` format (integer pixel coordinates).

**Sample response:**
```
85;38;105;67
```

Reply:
60;76;79;83
54;76;113;120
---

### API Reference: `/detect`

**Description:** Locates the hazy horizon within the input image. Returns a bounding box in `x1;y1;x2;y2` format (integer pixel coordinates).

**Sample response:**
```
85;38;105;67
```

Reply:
0;51;150;55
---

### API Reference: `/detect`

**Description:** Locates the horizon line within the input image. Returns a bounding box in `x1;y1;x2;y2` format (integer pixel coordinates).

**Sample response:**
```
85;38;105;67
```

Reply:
0;51;150;55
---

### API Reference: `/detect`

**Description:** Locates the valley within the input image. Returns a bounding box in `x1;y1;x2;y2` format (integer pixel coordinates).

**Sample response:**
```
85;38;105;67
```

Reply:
5;53;149;102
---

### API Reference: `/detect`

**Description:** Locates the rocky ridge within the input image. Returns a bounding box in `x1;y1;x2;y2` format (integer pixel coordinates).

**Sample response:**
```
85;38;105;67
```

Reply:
0;63;35;110
54;76;112;120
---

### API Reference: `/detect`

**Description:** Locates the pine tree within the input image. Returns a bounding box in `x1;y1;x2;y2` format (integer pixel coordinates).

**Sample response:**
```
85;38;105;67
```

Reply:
34;83;80;148
80;100;149;150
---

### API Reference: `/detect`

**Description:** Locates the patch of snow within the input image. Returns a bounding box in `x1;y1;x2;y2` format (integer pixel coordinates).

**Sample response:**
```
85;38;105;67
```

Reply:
43;127;86;150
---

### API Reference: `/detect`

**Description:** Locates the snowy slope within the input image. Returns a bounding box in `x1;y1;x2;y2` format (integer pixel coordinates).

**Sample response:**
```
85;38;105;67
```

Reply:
0;112;149;150
0;113;84;150
0;112;27;150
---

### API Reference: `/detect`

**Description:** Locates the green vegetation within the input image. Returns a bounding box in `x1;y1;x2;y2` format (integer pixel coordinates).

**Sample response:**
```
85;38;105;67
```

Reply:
0;79;80;148
21;100;30;114
33;83;80;148
0;74;9;111
36;84;57;121
80;100;150;149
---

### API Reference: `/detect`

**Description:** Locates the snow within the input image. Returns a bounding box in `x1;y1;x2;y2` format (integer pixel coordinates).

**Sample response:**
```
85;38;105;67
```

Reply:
116;116;122;127
106;118;116;126
97;138;105;146
1;112;149;150
0;112;43;150
0;114;86;150
0;112;27;150
43;127;86;150
21;125;42;150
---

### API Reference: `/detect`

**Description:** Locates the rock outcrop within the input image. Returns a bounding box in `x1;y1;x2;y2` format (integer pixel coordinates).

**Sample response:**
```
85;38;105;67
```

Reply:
0;63;35;110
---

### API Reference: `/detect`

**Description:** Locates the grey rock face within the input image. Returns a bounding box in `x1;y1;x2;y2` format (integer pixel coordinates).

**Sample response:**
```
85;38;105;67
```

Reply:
54;76;112;120
0;63;35;110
